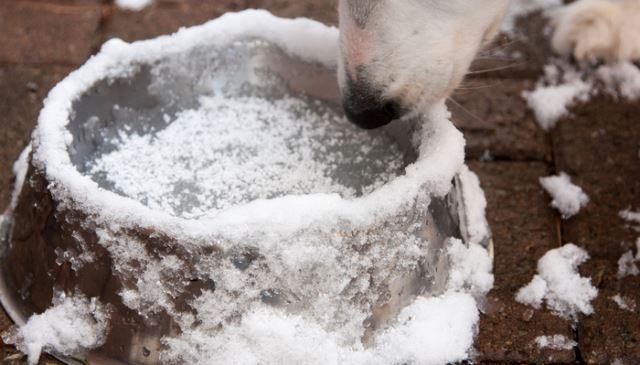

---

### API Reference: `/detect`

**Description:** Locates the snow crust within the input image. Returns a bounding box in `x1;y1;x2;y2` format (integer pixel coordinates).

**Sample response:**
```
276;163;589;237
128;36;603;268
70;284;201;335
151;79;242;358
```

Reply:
539;172;589;219
23;10;494;365
2;293;110;365
525;61;640;130
516;244;598;320
535;335;576;351
115;0;153;11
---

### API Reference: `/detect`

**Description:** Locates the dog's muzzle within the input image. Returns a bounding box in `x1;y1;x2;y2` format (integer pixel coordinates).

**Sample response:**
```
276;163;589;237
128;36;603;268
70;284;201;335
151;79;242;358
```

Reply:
342;77;401;130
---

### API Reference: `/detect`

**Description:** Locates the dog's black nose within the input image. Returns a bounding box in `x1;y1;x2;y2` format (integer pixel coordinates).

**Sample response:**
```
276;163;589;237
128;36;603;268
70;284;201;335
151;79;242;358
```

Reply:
343;98;401;130
341;77;401;129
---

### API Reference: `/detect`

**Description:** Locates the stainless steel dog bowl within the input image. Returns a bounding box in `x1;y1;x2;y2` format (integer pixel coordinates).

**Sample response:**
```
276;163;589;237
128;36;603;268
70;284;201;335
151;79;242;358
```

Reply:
0;10;491;365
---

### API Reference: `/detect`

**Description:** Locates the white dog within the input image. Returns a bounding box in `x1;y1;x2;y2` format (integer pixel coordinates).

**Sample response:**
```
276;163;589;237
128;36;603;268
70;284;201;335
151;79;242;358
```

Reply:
338;0;640;129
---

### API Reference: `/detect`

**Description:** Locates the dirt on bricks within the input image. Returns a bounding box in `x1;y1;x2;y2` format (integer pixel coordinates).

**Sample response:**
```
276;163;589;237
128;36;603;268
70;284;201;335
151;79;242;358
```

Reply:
1;1;638;364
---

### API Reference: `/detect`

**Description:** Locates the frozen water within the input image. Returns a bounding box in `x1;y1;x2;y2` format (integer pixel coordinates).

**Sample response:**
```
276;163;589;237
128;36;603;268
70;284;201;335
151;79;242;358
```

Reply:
525;60;640;130
611;294;636;312
539;172;589;219
524;63;592;130
115;0;153;11
516;244;598;320
87;94;404;219
617;238;640;278
501;0;563;36
535;335;576;350
2;292;110;365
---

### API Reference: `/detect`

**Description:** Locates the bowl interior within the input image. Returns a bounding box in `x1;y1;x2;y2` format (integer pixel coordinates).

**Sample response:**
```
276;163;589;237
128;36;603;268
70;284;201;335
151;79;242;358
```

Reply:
67;39;418;218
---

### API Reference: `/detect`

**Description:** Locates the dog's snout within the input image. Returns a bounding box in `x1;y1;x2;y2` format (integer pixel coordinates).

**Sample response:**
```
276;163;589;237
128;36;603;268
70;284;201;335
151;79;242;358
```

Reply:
342;81;401;130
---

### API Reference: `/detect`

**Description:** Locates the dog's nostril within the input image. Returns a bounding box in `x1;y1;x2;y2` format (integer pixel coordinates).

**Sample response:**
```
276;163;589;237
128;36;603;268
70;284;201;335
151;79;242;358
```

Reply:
383;101;399;117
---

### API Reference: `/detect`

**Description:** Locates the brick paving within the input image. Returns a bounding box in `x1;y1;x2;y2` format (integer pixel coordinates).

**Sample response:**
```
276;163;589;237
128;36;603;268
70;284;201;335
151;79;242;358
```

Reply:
1;1;639;364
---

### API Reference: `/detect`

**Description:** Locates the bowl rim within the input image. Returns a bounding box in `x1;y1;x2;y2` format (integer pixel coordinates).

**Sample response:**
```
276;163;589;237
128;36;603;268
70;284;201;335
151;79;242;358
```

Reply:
31;9;466;242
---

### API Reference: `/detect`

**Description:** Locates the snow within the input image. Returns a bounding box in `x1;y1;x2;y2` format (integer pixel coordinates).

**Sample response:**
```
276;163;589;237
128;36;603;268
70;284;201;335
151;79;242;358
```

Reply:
2;292;110;365
539;172;589;219
523;63;592;130
115;0;153;11
611;294;636;312
535;335;576;351
457;165;491;246
618;212;640;278
447;239;494;298
617;238;640;278
620;209;640;226
596;62;640;100
19;10;495;364
162;292;481;365
88;95;403;219
525;60;640;130
501;0;563;36
516;244;598;320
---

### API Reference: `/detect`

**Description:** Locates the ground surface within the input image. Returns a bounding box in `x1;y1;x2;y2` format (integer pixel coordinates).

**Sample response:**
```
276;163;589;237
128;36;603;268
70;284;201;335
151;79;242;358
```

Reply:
0;1;639;364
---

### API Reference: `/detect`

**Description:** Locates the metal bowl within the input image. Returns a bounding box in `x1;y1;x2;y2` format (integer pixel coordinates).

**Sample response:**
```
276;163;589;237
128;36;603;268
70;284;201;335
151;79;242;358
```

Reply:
0;10;491;365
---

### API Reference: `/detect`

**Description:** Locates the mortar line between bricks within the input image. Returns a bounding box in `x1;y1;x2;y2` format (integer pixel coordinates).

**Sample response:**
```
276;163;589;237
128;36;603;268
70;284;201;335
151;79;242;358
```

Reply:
547;126;585;364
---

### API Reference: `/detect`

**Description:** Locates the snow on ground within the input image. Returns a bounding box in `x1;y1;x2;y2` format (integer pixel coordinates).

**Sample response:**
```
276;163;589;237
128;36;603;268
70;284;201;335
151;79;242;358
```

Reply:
516;244;598;320
617;238;640;278
611;294;637;312
1;292;110;365
523;63;591;130
539;172;589;219
618;212;640;278
535;335;577;350
525;60;640;130
115;0;153;11
501;0;563;36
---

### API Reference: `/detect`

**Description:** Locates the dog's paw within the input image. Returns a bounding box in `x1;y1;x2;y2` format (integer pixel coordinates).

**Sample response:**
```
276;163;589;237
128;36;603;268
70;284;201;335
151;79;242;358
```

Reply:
550;0;640;63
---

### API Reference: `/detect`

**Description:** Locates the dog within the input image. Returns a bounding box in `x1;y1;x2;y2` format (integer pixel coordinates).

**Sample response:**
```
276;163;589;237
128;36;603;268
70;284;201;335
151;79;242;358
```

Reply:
338;0;640;129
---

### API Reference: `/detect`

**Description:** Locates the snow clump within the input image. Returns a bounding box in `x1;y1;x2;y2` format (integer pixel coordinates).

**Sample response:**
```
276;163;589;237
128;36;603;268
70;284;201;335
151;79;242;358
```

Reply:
539;172;589;219
2;292;110;365
535;334;577;350
516;244;598;320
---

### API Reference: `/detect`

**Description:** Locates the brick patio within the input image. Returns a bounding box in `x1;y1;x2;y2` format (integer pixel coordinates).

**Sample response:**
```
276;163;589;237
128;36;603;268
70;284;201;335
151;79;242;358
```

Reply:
1;1;638;364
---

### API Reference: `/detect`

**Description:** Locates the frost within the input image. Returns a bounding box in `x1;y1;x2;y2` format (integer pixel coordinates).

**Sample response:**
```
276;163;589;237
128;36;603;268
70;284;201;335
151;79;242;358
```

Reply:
535;335;576;350
539;172;589;219
611;294;636;312
1;293;110;365
115;0;153;11
516;244;598;320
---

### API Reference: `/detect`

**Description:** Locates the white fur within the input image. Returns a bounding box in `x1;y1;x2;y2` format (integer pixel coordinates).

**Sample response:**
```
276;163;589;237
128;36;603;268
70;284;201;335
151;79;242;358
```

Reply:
338;0;640;114
551;0;640;63
338;0;510;112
